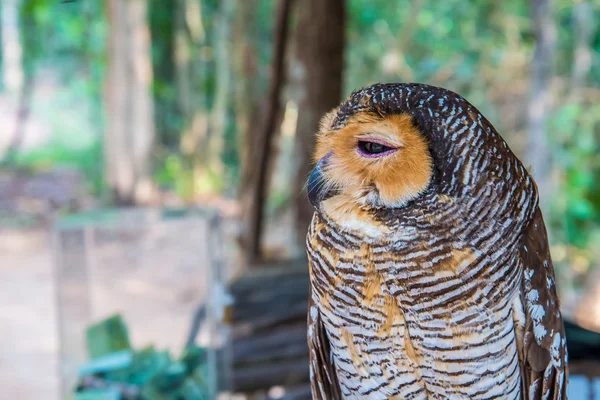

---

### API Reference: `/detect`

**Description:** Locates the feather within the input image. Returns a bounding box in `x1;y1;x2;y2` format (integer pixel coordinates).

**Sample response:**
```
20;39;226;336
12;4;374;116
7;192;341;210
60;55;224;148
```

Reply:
308;288;343;400
519;207;568;399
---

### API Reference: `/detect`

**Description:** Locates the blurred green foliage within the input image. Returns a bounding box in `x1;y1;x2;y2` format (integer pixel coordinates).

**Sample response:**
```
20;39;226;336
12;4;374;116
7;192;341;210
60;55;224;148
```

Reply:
5;0;106;194
3;0;600;283
86;315;132;359
75;314;211;400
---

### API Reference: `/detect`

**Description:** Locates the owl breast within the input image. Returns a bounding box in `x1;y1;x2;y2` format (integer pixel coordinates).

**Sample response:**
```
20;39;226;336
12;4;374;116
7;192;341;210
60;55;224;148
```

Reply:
307;214;523;400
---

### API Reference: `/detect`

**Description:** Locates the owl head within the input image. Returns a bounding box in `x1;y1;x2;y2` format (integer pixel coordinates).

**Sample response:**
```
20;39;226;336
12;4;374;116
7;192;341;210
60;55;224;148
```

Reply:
308;83;525;219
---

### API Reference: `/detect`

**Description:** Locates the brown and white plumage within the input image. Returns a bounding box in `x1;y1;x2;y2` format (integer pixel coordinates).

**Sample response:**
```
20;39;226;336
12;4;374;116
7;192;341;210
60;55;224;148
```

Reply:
306;83;567;399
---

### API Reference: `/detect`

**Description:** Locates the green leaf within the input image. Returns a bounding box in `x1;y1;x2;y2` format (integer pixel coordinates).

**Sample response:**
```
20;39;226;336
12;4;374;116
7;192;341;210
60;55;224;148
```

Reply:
85;314;132;359
107;347;172;386
173;379;209;400
149;361;188;392
74;389;120;400
180;346;207;374
78;350;133;376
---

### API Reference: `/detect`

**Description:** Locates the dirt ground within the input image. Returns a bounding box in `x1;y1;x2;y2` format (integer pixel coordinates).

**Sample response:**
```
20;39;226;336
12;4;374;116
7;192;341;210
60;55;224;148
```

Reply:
0;229;59;399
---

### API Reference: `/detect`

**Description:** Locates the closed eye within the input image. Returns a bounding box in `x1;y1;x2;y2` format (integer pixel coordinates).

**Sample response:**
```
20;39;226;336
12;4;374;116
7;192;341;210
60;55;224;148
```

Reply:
357;139;398;158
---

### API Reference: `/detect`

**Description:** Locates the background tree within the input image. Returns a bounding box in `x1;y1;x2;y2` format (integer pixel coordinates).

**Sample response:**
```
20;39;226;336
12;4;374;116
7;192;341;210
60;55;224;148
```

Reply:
1;0;23;94
241;0;294;263
292;0;346;249
233;0;259;179
2;0;33;163
105;0;155;205
527;0;556;211
148;0;182;150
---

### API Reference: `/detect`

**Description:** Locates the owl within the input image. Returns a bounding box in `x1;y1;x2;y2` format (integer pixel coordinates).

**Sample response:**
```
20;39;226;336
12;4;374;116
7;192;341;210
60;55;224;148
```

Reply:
306;83;568;399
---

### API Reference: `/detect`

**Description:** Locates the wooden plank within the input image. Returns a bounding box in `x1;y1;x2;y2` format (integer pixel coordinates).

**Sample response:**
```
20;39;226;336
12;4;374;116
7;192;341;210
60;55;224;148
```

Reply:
233;323;308;364
229;263;311;394
232;357;310;392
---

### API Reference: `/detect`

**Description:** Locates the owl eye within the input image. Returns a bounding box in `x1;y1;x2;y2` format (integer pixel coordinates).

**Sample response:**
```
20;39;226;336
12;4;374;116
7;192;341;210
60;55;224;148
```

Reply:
357;140;396;157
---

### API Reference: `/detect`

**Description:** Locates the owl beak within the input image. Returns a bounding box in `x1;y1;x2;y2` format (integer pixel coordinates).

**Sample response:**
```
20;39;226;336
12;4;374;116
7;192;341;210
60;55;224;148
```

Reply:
307;152;334;209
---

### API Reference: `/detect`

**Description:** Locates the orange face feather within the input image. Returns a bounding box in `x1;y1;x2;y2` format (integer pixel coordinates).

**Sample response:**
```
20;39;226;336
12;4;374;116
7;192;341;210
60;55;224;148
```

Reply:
314;111;433;209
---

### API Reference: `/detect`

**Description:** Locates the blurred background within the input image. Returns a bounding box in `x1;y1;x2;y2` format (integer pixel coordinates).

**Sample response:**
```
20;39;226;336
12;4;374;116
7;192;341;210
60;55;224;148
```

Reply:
1;0;600;399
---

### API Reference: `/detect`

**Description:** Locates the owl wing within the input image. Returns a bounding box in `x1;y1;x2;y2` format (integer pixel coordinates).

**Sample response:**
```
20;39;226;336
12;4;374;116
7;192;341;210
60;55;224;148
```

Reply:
308;287;343;400
518;207;568;399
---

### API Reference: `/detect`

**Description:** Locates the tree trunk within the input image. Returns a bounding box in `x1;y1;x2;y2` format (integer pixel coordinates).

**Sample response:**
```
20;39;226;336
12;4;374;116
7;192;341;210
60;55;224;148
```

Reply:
2;0;35;163
241;0;294;263
526;0;556;211
292;0;345;247
105;0;155;205
568;2;594;103
149;0;181;150
0;0;23;94
3;72;33;161
207;0;235;176
235;0;259;198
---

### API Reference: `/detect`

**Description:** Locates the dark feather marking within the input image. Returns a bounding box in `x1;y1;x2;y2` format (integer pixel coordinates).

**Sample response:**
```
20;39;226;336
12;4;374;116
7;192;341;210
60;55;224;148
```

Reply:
519;208;568;399
308;288;343;400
